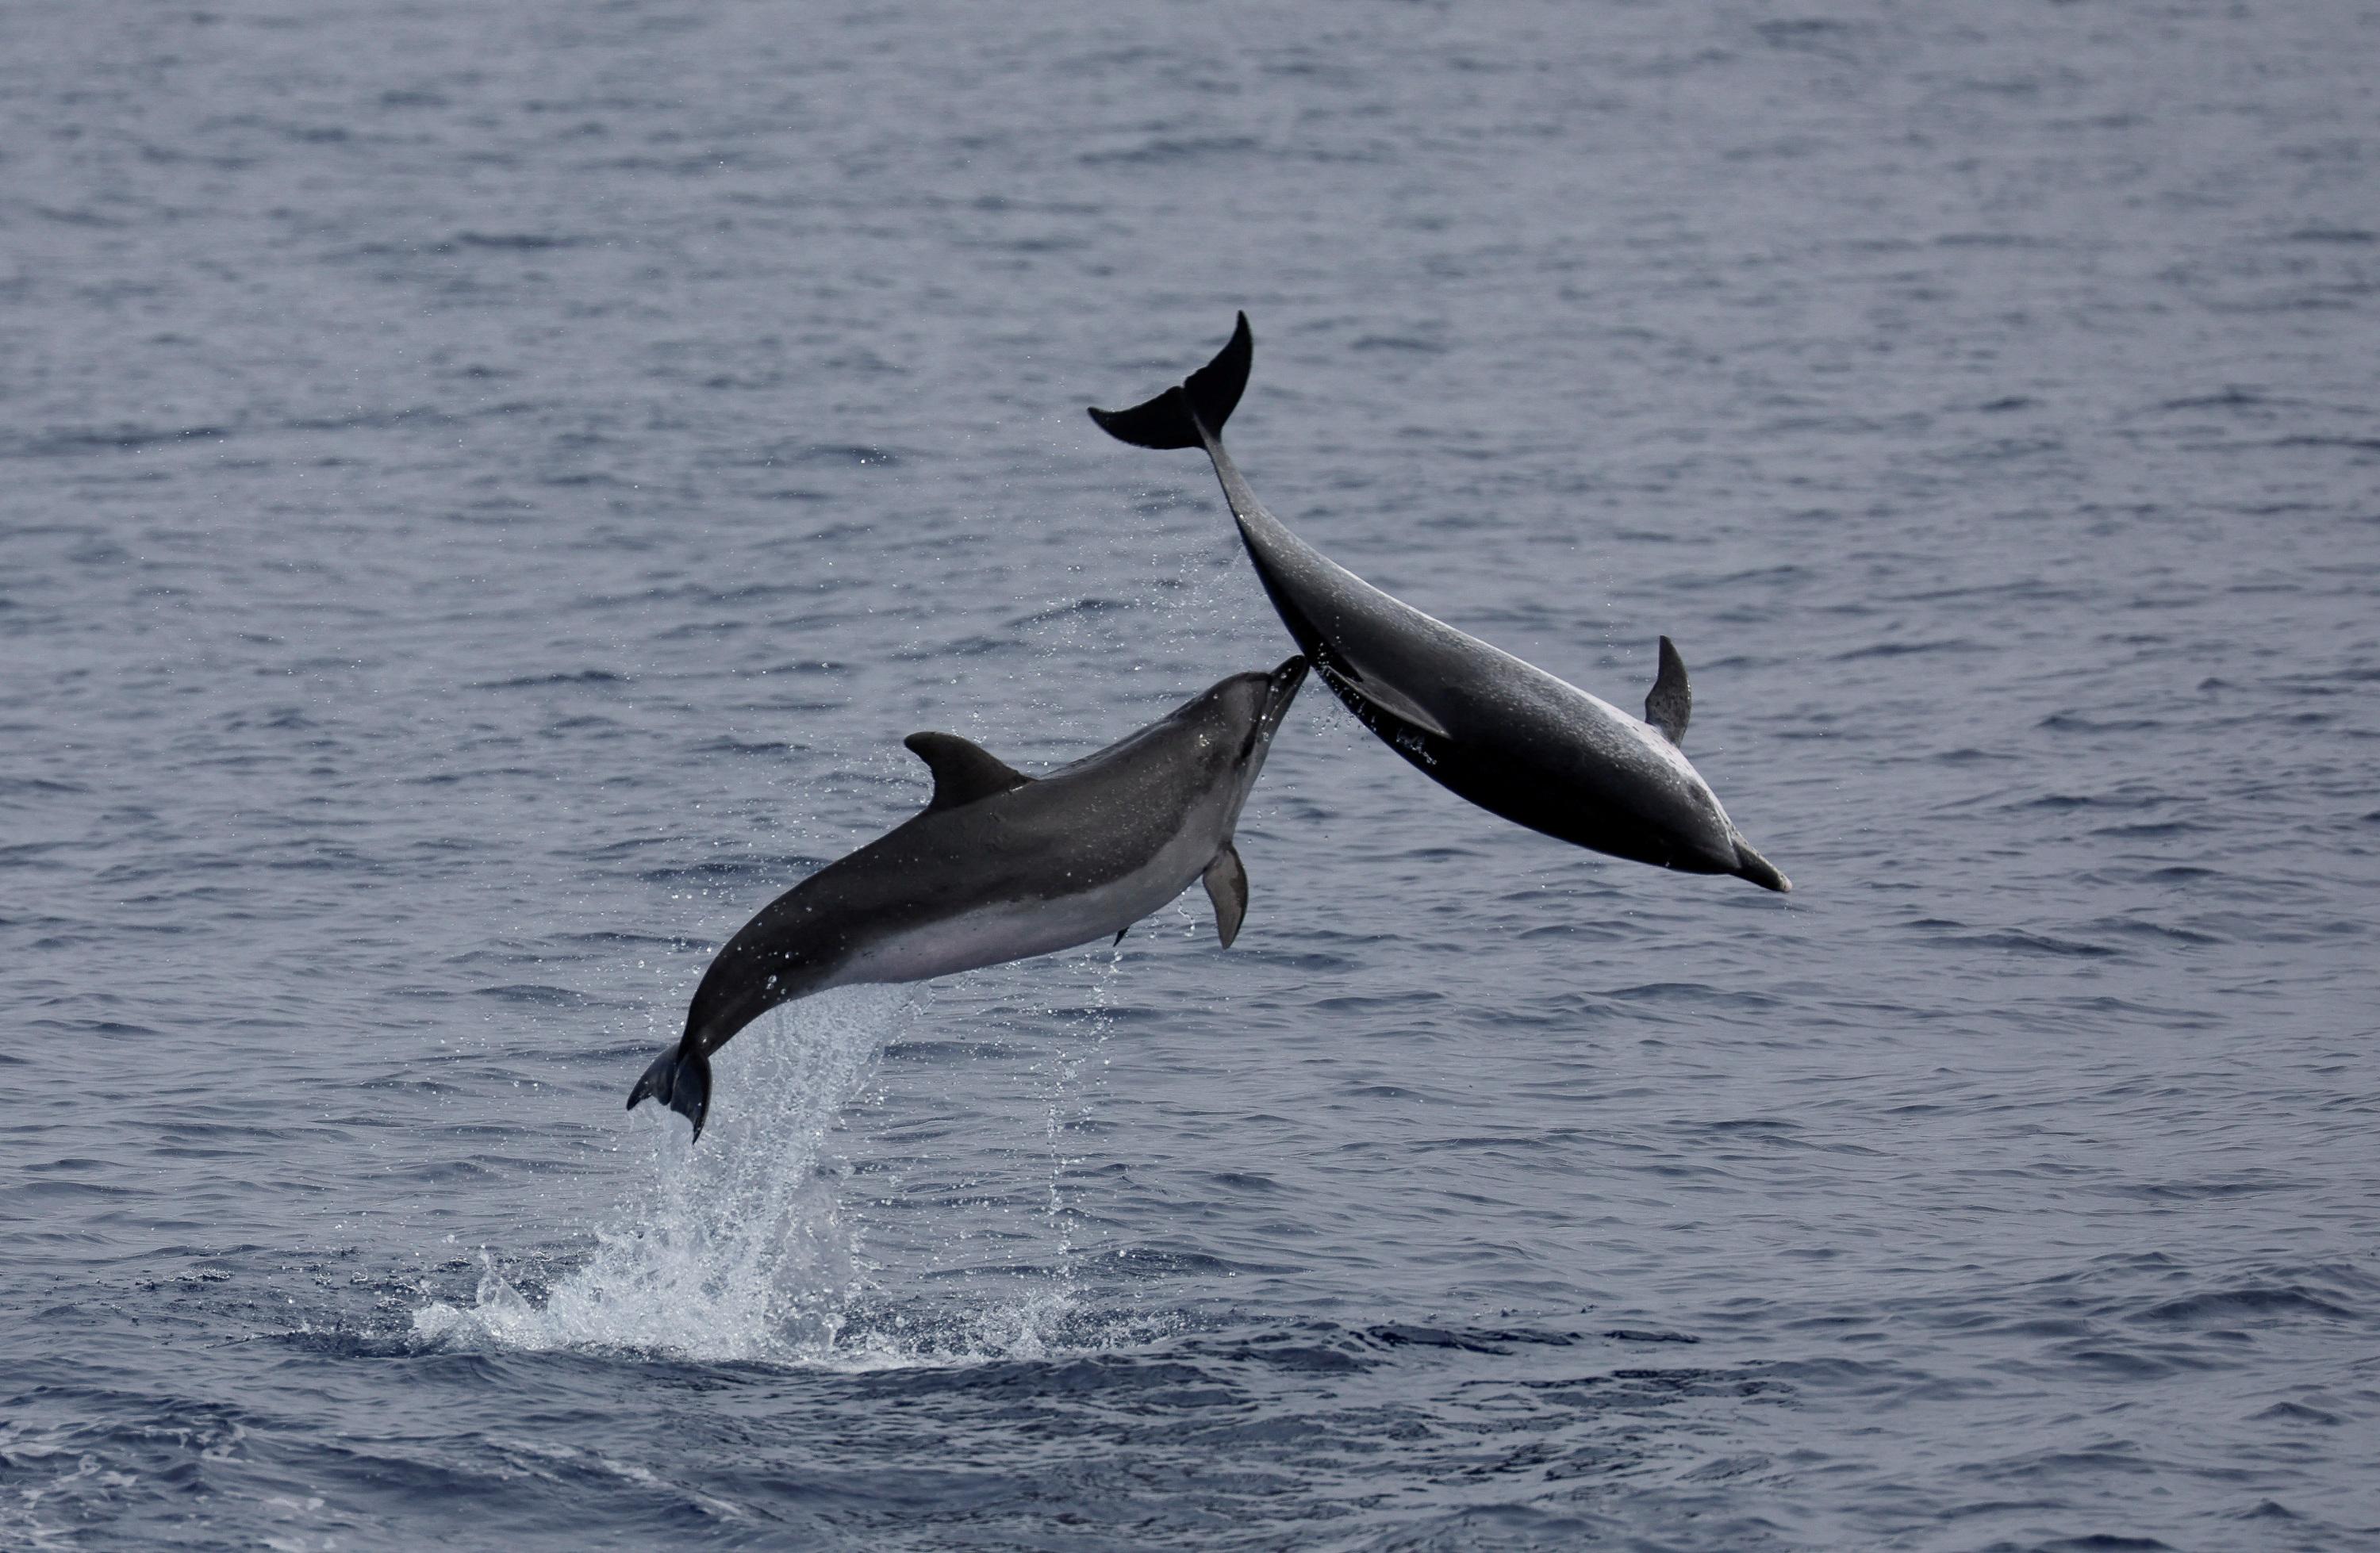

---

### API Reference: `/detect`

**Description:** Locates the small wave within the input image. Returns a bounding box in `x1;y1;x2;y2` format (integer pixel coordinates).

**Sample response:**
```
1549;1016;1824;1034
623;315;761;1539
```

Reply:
2250;1402;2341;1426
5;423;229;459
452;232;582;251
770;443;904;469
2132;1285;2356;1326
472;984;601;1008
1836;637;1983;660
469;669;630;690
1356;1323;1585;1357
1953;929;2121;961
1079;133;1262;167
2269;434;2380;453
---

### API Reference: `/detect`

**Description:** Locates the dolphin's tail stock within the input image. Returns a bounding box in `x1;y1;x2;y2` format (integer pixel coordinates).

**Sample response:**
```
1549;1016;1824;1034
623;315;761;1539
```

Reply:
1088;313;1253;449
626;1042;714;1141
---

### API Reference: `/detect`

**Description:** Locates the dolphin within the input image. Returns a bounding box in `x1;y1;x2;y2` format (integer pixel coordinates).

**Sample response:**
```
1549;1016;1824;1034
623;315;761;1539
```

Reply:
1090;315;1787;893
628;656;1310;1139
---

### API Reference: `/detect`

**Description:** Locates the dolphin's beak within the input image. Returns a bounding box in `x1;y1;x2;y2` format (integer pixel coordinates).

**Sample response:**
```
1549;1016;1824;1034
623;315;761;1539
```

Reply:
1260;655;1310;735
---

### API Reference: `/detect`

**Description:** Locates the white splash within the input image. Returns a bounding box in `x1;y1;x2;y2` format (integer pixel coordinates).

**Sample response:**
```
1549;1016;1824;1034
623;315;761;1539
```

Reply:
410;982;1144;1370
414;987;905;1363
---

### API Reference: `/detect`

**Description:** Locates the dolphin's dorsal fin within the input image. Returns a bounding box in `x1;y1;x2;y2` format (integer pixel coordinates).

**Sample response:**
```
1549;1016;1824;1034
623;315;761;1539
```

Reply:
1645;636;1691;746
1203;844;1249;949
904;732;1031;812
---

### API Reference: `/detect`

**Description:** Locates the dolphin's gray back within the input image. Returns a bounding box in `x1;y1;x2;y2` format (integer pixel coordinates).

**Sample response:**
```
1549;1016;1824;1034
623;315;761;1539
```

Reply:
816;738;1233;937
684;702;1247;1051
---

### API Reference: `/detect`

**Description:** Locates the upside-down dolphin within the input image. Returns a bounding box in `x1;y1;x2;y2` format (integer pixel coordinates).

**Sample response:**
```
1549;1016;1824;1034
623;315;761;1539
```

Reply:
628;656;1310;1139
1091;315;1787;892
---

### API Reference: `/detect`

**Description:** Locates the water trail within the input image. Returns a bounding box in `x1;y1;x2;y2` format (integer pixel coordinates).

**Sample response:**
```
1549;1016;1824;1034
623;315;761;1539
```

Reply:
1038;947;1123;1275
413;987;909;1362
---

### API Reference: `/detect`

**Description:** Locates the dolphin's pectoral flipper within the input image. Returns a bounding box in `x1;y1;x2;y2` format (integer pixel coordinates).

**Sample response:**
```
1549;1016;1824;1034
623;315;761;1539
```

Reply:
1314;658;1452;743
1088;313;1253;450
1645;636;1691;746
627;1043;715;1142
1203;844;1249;949
1731;840;1791;894
904;732;1032;813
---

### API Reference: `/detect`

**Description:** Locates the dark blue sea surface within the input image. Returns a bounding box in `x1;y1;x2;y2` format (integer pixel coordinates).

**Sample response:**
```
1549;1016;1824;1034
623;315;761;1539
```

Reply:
5;2;2377;1547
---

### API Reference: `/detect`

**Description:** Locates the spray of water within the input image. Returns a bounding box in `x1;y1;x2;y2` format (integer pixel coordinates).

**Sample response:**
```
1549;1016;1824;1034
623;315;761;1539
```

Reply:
1036;948;1122;1267
411;974;1164;1368
413;987;909;1363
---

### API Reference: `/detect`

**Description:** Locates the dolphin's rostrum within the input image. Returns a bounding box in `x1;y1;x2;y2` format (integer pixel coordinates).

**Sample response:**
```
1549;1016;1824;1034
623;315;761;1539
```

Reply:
628;657;1310;1139
1091;315;1787;893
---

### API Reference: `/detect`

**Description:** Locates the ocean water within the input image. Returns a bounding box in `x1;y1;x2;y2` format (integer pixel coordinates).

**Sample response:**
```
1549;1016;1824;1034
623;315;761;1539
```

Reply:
4;1;2377;1547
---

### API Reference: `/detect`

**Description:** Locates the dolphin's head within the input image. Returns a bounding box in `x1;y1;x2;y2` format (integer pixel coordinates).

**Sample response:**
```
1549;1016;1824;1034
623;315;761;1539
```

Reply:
1196;654;1308;764
1250;654;1311;746
1177;655;1307;810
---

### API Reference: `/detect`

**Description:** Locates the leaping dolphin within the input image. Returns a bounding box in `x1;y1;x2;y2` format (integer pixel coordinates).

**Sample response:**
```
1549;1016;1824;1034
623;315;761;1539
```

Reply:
1090;315;1787;893
628;657;1310;1139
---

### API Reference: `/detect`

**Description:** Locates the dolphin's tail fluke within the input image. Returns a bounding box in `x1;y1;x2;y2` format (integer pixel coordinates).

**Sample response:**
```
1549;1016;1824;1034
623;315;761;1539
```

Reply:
1088;313;1253;449
626;1043;713;1141
1730;838;1791;893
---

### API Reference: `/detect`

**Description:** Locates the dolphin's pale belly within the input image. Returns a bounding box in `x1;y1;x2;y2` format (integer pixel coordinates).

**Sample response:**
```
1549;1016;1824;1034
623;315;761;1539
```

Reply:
829;828;1221;989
